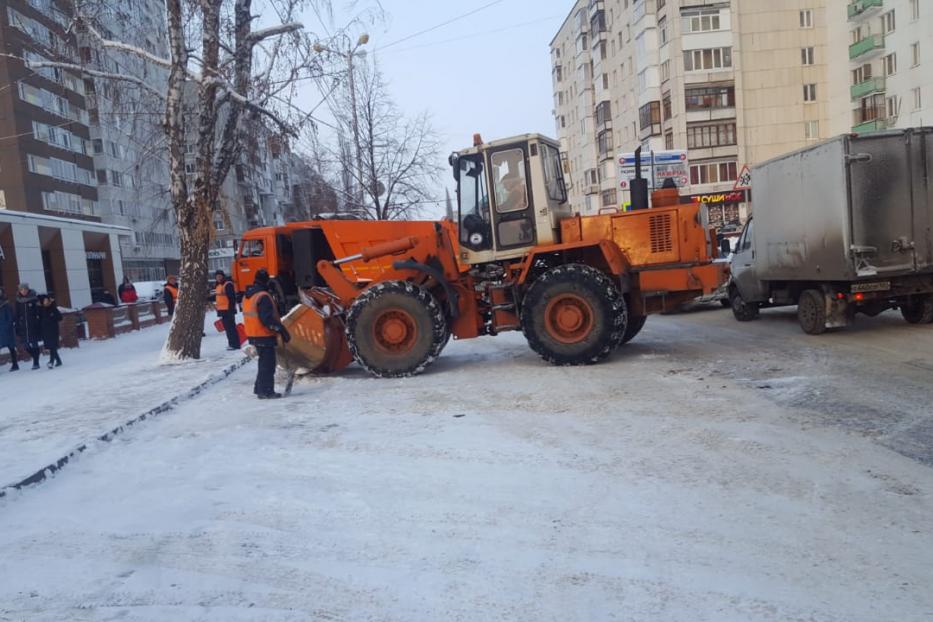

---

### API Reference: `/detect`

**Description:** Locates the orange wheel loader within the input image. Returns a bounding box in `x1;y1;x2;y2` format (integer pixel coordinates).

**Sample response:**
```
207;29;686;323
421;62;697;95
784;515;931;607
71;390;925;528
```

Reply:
232;133;728;378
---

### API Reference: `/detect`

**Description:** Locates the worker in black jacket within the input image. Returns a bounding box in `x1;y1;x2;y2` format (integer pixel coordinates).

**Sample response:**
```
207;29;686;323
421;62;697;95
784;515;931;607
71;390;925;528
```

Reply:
213;270;240;350
243;269;290;399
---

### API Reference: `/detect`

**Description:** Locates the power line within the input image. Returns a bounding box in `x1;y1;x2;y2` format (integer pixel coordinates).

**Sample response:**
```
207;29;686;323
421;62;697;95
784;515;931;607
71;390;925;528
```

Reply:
377;0;507;51
384;14;564;54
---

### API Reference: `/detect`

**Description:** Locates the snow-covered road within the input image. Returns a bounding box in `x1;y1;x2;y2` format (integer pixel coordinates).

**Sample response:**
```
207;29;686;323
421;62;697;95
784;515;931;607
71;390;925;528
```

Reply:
1;309;932;621
0;318;245;486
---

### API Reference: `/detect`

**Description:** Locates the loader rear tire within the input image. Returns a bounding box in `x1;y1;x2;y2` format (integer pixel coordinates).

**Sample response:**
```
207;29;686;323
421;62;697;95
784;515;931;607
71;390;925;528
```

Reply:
901;295;933;324
797;289;828;335
521;264;626;366
346;281;448;378
621;314;646;345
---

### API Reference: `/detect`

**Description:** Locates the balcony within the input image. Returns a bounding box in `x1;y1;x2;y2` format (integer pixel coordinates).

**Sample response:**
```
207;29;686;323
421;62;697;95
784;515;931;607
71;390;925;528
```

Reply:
850;76;885;100
849;34;884;60
852;118;888;134
848;0;883;20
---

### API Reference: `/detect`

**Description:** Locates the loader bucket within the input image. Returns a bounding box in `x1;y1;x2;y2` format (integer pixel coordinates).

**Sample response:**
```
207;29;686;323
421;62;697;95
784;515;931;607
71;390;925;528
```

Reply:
276;297;352;375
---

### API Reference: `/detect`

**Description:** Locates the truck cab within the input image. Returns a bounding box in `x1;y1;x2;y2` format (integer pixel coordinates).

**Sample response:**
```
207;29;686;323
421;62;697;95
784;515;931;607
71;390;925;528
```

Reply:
231;226;296;306
450;133;573;267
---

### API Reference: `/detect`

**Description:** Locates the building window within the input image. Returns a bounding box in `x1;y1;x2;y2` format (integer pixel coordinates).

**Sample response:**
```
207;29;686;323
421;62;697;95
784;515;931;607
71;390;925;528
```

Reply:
689;161;738;185
801;47;815;65
886;95;899;118
596;101;612;127
910;0;919;20
882;10;895;34
683;47;732;72
805;120;820;140
852;63;873;84
682;8;721;33
687;122;736;148
662;92;672;120
660;60;670;82
884;53;897;76
664;131;673;150
657;0;666;9
111;170;123;187
638;101;662;136
911;42;920;67
601;188;617;207
659;16;668;45
912;88;922;111
800;9;813;28
93;139;104;154
803;83;817;102
685;86;735;110
597;130;614;158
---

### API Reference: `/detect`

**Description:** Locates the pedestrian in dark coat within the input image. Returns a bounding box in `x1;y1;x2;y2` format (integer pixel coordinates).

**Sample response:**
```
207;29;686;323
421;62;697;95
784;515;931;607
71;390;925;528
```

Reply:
0;288;17;371
14;283;41;370
243;269;290;399
38;294;63;368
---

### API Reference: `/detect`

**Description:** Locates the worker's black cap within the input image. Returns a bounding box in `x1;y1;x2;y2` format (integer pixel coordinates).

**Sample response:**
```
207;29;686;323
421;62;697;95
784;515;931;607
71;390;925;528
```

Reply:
214;269;226;277
254;269;270;285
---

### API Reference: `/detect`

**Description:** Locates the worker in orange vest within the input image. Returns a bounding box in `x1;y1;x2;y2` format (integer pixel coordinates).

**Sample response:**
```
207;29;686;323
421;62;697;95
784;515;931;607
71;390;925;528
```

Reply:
213;270;240;350
163;275;179;317
243;269;290;399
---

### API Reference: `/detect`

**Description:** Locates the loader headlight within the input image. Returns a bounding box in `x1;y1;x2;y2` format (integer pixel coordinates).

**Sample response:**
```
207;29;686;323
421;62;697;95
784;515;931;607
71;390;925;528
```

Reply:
469;232;484;246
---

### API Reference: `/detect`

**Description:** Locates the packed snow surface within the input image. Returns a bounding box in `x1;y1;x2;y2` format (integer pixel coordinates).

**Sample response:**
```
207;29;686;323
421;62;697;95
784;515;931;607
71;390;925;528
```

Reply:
1;309;932;621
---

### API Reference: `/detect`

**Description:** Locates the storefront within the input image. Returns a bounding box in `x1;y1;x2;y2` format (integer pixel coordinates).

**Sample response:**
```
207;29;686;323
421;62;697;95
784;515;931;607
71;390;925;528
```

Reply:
0;210;131;308
681;190;750;233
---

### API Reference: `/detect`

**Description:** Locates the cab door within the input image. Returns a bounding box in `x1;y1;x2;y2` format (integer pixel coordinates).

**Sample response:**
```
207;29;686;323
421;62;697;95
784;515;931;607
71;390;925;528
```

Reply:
488;145;537;252
234;234;274;293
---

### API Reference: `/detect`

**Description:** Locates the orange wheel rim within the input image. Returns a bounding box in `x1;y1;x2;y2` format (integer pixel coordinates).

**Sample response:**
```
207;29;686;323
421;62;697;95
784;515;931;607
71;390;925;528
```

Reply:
544;294;594;344
373;309;418;353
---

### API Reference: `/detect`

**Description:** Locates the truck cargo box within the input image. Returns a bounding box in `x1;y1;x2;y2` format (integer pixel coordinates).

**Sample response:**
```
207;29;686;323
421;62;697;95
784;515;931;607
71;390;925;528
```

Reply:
751;128;933;282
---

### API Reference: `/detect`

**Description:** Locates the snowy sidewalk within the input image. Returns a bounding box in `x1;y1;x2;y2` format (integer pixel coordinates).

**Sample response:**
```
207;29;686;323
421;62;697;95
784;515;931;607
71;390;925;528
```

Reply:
0;317;247;486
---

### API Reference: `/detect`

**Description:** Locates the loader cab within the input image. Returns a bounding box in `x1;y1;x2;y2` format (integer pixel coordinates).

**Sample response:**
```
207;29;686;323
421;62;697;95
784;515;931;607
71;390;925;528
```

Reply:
452;133;572;266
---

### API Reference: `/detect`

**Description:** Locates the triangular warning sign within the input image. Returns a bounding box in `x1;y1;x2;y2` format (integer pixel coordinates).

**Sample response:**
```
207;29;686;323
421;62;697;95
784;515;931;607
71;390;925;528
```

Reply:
734;165;751;190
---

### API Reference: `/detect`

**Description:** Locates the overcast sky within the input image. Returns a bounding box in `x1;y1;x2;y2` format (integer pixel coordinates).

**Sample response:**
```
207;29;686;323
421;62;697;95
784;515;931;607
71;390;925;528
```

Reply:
300;0;569;218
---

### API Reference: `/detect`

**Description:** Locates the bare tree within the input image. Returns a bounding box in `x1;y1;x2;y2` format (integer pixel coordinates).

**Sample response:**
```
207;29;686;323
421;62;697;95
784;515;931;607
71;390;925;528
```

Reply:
43;0;330;360
316;57;441;220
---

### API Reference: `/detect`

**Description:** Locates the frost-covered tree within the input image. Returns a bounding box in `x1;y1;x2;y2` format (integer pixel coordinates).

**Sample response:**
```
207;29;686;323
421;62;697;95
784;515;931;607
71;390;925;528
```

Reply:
23;0;331;359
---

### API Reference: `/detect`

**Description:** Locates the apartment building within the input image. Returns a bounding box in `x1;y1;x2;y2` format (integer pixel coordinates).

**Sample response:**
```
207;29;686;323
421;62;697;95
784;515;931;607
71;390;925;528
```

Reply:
844;0;931;134
551;0;839;229
80;0;178;283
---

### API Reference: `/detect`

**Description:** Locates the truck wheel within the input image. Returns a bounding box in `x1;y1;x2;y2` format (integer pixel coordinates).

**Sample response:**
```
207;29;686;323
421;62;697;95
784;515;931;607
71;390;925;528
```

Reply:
521;264;626;365
900;296;933;324
797;289;828;335
730;288;759;321
621;315;646;344
345;281;449;378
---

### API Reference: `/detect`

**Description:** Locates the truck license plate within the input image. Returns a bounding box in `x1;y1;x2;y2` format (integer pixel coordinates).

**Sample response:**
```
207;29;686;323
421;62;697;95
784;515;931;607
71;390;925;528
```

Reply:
852;281;891;293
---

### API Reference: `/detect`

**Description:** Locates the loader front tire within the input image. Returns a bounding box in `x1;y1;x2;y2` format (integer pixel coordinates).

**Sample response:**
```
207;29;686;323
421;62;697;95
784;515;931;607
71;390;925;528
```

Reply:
521;264;626;366
346;281;448;378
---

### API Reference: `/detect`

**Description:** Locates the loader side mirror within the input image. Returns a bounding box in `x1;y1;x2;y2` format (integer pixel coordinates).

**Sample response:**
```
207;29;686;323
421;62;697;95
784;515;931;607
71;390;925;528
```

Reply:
449;153;460;180
720;239;732;256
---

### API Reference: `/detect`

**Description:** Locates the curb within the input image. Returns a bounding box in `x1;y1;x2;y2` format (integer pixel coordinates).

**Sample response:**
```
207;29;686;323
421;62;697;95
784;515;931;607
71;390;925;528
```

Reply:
0;356;251;499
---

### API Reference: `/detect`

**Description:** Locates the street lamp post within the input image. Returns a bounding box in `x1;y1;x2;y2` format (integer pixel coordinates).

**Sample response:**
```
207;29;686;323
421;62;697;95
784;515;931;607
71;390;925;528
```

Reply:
314;33;369;215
